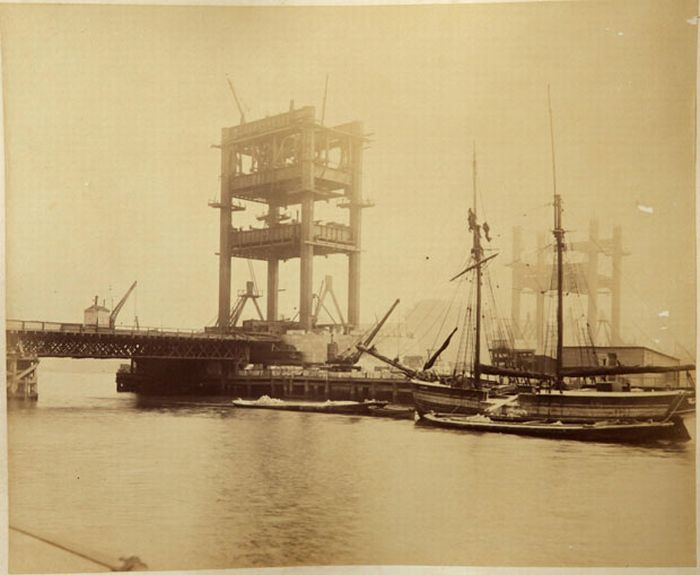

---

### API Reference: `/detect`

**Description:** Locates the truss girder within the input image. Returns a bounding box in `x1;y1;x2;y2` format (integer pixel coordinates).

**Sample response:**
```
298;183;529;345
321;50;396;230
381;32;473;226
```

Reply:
6;330;257;362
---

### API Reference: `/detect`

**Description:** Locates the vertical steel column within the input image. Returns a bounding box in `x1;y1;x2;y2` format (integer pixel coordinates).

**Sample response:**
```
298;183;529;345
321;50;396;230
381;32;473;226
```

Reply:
299;122;315;330
218;131;233;332
300;194;314;329
347;124;364;329
267;202;280;321
611;225;622;345
587;219;599;340
267;258;279;321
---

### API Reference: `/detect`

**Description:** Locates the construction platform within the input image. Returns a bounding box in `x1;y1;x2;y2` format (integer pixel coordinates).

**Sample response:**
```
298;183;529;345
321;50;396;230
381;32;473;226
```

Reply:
117;363;414;403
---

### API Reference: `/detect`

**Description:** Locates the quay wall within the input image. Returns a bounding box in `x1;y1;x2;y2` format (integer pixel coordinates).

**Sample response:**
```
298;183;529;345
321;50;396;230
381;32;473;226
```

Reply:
116;358;414;403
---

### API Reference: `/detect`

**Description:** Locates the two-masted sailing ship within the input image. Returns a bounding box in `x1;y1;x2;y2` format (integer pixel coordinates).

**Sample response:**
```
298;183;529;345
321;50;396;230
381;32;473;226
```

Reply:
361;144;694;441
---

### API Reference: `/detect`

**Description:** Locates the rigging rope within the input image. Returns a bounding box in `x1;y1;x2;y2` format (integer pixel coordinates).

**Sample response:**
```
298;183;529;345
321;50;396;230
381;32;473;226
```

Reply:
9;525;146;572
453;274;475;375
485;267;510;348
567;258;598;366
408;275;464;358
427;280;463;369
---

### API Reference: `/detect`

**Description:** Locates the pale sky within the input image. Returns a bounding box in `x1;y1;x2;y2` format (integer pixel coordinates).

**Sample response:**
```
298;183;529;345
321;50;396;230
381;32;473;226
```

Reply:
2;0;697;359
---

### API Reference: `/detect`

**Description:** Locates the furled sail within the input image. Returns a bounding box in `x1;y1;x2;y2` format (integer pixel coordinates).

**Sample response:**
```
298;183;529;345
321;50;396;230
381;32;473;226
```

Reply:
423;327;458;370
480;363;695;379
561;364;696;378
480;364;553;380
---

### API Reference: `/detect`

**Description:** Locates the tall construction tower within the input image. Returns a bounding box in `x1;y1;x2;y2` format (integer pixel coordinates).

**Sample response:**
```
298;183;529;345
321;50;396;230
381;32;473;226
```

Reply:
510;220;626;349
215;106;369;332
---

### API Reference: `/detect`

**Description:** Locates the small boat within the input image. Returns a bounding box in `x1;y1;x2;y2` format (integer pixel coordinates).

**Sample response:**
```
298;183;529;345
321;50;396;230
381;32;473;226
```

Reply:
368;404;416;419
232;395;388;414
421;412;691;443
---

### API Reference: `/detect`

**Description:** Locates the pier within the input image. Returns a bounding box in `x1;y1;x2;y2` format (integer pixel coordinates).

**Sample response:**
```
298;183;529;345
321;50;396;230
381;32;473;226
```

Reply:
117;365;413;402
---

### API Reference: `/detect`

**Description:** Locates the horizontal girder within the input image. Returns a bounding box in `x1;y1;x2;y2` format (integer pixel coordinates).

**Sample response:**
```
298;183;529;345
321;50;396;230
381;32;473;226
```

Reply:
230;221;357;260
5;323;280;361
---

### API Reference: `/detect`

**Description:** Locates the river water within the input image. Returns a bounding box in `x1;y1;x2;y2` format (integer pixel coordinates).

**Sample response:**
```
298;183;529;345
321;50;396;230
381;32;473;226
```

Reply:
7;362;697;571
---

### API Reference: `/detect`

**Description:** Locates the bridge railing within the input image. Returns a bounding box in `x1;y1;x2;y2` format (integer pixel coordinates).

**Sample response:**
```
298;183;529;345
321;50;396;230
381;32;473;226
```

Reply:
5;320;251;340
239;366;406;380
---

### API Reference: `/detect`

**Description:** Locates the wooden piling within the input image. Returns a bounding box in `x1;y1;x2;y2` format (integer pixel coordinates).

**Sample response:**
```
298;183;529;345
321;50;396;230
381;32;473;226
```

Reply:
7;353;39;400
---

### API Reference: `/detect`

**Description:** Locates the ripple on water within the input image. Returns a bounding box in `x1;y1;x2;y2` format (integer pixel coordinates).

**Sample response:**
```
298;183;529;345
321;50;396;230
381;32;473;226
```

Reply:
8;372;696;571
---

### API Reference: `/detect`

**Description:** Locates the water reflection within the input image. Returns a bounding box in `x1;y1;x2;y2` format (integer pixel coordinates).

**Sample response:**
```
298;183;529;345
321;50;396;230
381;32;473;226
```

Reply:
7;371;697;571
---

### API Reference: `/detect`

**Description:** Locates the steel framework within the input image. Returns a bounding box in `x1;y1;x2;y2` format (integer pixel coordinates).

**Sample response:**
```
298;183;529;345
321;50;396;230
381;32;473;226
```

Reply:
510;220;626;349
216;106;370;331
5;321;279;361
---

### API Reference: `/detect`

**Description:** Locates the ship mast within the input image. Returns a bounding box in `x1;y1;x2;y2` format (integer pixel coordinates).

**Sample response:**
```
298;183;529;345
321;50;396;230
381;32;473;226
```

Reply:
548;86;565;389
554;194;564;388
471;143;483;388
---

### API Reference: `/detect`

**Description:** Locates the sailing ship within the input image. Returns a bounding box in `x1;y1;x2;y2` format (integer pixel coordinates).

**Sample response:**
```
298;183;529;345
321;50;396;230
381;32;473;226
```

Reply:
362;126;694;437
359;146;507;415
474;191;693;426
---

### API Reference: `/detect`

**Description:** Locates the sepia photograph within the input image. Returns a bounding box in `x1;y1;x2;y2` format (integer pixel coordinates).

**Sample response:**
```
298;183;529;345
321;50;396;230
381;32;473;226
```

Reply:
1;0;697;572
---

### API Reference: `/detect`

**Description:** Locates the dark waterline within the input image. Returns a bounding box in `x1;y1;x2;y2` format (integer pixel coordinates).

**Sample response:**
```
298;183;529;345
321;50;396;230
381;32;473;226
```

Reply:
7;369;696;571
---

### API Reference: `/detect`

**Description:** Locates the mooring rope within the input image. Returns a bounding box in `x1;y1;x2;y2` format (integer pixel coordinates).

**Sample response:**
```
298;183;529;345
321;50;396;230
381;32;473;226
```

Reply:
9;525;147;571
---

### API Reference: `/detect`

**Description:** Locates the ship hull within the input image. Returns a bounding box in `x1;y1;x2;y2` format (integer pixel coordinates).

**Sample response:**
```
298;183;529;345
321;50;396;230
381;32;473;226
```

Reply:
410;379;491;416
412;379;686;423
513;390;685;422
421;413;691;443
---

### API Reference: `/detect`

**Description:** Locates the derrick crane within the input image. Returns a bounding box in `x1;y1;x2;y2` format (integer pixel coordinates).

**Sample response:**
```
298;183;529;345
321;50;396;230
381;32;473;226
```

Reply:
110;281;137;329
312;276;346;330
226;76;246;125
329;298;400;366
227;281;264;328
